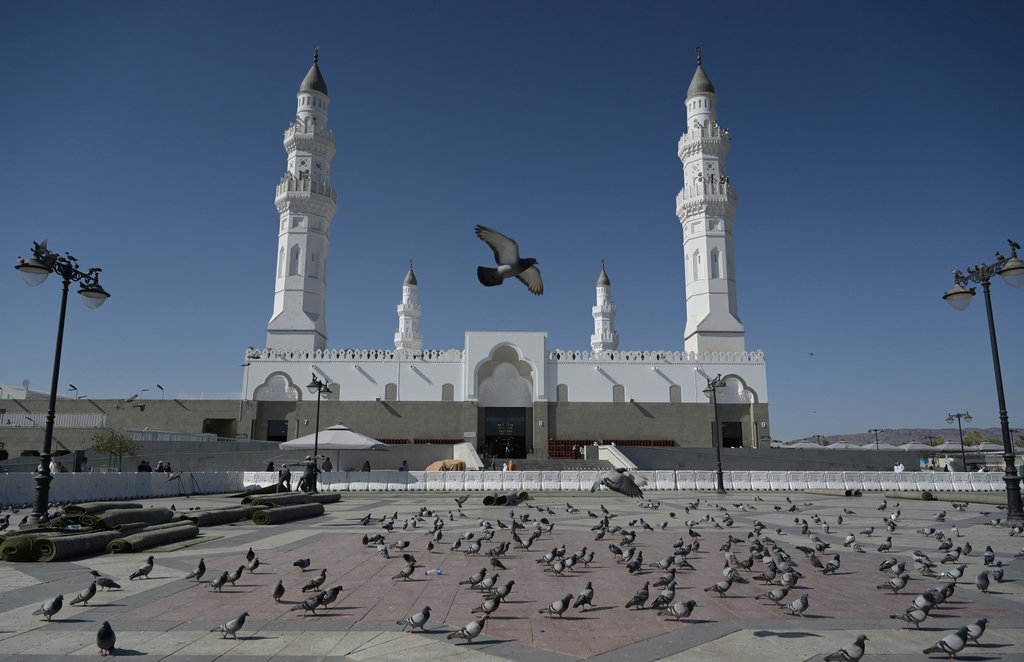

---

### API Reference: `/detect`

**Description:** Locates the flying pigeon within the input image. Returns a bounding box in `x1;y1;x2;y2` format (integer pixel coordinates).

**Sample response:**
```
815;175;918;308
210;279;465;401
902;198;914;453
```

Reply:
97;621;116;656
211;612;248;639
659;599;698;621
33;594;63;621
447;616;489;644
538;593;574;617
825;634;868;662
922;626;969;658
474;225;543;295
592;467;648;498
398;605;431;631
69;581;97;606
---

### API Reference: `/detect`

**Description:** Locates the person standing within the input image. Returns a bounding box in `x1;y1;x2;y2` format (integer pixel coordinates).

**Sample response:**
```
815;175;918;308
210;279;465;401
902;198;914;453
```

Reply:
321;456;333;472
278;464;292;492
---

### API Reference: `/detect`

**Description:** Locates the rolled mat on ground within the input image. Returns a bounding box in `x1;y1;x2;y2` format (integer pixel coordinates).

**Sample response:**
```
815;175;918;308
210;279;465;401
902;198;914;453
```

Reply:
1;533;55;562
62;502;143;516
78;507;175;529
31;530;124;562
803;489;862;497
251;502;324;525
180;505;267;527
107;523;199;553
242;492;341;507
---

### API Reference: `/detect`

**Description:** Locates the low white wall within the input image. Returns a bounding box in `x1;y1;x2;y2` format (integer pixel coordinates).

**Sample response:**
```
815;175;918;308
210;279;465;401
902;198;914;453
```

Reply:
0;470;1014;506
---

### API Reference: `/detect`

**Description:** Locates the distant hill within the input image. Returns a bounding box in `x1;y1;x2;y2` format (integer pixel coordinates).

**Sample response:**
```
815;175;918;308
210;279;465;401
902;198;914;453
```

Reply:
786;427;1019;446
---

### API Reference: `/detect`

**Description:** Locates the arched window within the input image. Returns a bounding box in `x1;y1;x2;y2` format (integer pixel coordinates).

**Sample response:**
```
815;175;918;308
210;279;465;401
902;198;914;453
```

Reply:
557;384;569;402
384;383;398;401
612;385;625;403
289;245;301;276
441;383;454;401
669;385;682;403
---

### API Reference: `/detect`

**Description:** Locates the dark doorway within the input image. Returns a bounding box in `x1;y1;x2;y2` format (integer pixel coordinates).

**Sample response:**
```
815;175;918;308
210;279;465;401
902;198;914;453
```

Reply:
722;421;743;448
484;407;527;458
267;419;289;442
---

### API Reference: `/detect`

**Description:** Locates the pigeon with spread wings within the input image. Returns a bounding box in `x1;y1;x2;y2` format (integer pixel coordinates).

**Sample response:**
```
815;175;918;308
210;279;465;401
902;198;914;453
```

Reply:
474;225;543;295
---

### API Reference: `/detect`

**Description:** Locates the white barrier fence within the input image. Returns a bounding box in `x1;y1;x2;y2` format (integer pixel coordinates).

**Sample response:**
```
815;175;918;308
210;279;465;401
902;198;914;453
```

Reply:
0;470;1014;506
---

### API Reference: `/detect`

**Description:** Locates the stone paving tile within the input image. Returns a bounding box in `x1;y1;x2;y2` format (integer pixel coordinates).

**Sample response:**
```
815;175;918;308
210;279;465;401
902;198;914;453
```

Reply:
2;490;1024;661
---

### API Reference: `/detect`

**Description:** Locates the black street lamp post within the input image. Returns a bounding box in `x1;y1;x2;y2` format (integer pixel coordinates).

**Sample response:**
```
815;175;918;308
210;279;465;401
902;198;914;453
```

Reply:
307;374;332;462
703;374;727;494
16;241;109;527
869;428;883;451
943;238;1024;521
946;412;971;471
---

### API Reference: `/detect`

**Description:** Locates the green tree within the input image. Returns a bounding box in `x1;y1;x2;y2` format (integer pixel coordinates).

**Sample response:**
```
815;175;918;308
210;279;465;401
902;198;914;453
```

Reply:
91;430;141;471
962;430;984;447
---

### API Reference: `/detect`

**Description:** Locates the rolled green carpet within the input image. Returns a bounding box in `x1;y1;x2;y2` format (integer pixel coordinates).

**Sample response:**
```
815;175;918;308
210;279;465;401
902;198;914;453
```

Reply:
32;530;122;562
518;491;530;502
80;508;175;529
803;489;862;497
1;534;47;562
251;502;324;525
63;502;143;516
243;492;341;507
181;506;267;527
482;493;497;506
107;523;199;553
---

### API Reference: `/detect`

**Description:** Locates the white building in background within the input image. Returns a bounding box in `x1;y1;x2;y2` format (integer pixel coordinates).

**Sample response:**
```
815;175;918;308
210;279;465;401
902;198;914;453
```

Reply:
243;53;769;455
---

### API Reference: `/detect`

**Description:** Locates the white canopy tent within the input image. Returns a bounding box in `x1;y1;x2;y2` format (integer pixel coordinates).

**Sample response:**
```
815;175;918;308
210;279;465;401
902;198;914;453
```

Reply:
278;423;390;469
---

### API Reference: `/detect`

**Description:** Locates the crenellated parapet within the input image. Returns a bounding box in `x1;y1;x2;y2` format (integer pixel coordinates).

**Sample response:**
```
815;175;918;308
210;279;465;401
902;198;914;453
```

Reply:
247;347;463;362
550;348;764;364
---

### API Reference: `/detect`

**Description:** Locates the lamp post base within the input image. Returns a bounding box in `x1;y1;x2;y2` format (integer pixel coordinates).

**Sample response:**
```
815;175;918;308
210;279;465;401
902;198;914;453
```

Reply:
23;470;54;528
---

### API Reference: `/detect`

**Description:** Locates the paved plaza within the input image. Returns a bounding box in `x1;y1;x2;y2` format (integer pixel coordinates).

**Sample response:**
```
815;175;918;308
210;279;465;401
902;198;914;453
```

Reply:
1;488;1023;661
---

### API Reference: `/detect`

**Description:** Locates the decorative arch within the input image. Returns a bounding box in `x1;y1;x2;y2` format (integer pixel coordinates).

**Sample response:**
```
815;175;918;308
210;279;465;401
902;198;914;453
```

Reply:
253;372;300;401
476;344;535;408
716;374;758;404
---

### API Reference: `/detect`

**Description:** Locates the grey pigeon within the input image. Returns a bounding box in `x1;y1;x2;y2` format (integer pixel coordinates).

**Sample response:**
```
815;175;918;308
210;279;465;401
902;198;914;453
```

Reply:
33;594;63;621
447;616;488;644
70;581;97;606
650;581;677;609
891;604;930;629
226;565;245;586
460;568;487;587
97;621;116;656
186;558;206;582
703;577;734;597
877;574;910;594
485;579;515;601
922;626;968;658
271;579;285;603
965;617;988;645
129;555;155;580
538;593;574;617
625;581;650;609
975;571;990;593
245;556;260;573
211;611;248;639
783;592;809;617
210;570;229;592
291;593;324;615
592;467;647;498
301;568;327;592
472;596;501;616
319;585;343;609
825;634;868;662
475;225;543;294
573;582;595;610
293;558;311;570
89;571;121;591
398;605;431;631
754;585;790;606
393;562;416;581
659;599;697;621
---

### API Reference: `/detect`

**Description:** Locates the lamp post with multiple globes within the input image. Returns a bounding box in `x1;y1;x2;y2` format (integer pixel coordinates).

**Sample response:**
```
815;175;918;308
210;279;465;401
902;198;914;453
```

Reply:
307;374;332;462
703;374;727;494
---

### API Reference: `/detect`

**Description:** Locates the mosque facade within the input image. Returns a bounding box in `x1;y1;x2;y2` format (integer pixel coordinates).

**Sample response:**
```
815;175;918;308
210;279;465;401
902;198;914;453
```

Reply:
242;54;770;458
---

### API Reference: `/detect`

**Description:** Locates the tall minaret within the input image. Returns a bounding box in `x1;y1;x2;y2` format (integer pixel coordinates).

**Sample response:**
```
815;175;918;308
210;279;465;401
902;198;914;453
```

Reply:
394;261;423;352
677;49;745;354
266;48;338;352
590;261;619;353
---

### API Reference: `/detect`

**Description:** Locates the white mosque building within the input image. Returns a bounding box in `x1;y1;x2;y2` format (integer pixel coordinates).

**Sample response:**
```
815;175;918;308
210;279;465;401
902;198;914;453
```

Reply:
242;52;769;458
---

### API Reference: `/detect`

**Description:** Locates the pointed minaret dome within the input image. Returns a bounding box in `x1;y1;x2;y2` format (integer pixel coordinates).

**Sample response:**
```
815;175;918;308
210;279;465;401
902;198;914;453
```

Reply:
300;46;329;95
597;262;611;287
686;47;715;98
404;261;418;286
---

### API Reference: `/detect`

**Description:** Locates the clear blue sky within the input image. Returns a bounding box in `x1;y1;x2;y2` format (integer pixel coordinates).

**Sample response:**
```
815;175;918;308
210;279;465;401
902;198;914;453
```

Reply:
3;1;1022;443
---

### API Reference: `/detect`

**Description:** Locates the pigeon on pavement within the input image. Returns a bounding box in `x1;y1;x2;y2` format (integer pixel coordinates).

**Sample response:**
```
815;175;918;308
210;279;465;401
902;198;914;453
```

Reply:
129;556;155;580
447;616;489;644
538;593;574;617
97;621;116;656
319;585;344;609
293;558;311;571
922;626;969;658
89;571;121;591
301;569;327;592
659;599;697;621
650;581;677;609
291;593;324;615
186;558;206;582
210;570;229;592
783;593;809;617
474;225;543;295
225;565;245;586
211;611;248;639
625;581;650;609
965;617;988;645
33;594;63;621
573;582;595;610
271;580;285;603
592;468;647;498
398;605;431;631
69;581;97;606
824;634;868;662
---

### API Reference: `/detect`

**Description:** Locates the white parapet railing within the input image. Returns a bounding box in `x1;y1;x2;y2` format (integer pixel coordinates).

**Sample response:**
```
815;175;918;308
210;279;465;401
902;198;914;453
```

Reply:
0;470;1013;506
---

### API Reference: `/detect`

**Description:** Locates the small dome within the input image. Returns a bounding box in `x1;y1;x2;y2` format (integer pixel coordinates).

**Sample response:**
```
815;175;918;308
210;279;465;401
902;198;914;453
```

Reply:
404;264;418;286
686;64;715;98
597;265;611;287
300;60;328;96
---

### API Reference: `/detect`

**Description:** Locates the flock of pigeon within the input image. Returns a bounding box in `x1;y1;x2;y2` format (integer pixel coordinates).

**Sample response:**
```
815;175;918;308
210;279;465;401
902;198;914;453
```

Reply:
21;486;1024;659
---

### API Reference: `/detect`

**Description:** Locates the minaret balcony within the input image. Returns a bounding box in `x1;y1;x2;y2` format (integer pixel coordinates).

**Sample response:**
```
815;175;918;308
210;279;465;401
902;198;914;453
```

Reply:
284;125;337;158
276;176;338;204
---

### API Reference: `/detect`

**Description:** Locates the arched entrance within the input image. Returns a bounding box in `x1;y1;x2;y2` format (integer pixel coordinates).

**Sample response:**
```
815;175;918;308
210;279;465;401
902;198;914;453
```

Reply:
477;346;534;459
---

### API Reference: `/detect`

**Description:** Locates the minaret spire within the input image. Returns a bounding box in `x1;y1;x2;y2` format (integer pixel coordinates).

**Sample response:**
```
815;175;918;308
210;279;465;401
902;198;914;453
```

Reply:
395;260;423;352
591;260;619;353
677;51;745;353
266;53;338;352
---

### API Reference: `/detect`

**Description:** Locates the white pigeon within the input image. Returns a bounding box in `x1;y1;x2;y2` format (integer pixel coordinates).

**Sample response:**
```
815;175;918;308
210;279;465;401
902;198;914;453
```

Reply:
592;467;648;498
474;225;543;295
